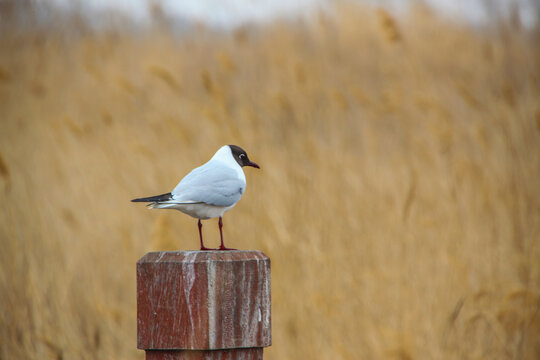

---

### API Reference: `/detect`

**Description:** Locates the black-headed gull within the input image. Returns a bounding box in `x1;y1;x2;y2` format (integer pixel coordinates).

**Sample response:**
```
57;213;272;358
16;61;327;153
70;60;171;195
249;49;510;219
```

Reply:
132;145;260;250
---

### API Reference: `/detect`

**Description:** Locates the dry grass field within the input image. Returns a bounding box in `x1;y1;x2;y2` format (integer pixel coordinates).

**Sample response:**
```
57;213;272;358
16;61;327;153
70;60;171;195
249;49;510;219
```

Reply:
0;4;539;360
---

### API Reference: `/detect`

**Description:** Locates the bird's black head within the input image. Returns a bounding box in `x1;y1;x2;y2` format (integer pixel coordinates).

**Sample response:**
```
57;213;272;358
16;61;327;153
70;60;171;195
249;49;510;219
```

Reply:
229;145;260;169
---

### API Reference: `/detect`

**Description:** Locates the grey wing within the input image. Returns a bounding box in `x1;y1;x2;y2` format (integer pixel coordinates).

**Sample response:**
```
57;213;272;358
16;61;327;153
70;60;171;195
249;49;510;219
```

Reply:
171;163;245;207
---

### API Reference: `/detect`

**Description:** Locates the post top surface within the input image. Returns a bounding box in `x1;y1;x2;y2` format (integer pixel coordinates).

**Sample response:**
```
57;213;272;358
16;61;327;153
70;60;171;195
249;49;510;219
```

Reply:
138;250;269;264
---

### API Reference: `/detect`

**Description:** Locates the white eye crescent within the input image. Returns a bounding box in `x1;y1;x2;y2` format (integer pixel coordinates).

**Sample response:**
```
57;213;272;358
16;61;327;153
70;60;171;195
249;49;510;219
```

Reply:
239;154;246;159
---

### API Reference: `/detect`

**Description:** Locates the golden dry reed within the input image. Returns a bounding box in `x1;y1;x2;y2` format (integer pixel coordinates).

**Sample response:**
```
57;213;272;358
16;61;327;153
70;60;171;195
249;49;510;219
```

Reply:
0;4;539;360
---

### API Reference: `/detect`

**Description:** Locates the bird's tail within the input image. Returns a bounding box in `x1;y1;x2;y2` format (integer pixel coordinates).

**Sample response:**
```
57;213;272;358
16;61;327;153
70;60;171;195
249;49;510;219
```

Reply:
132;193;203;210
131;193;173;203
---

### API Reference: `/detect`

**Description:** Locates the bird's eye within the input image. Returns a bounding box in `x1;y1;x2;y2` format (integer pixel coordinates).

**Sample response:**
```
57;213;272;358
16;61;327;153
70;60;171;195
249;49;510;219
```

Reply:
239;154;246;159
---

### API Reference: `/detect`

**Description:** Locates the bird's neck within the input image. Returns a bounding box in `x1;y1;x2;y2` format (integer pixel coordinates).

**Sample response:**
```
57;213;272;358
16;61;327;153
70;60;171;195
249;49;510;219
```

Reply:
211;146;246;180
211;146;234;163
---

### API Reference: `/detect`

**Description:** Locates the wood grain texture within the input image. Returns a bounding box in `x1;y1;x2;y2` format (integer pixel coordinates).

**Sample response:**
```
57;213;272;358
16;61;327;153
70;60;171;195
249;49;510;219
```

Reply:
137;251;271;351
145;348;263;360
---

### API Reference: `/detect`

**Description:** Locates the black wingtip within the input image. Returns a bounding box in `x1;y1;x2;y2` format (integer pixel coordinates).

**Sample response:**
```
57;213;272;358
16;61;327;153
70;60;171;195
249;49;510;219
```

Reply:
131;193;173;203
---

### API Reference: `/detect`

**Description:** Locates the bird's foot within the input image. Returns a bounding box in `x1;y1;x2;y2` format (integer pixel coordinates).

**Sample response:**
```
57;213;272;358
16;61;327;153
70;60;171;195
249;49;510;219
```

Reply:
218;245;237;251
199;246;214;251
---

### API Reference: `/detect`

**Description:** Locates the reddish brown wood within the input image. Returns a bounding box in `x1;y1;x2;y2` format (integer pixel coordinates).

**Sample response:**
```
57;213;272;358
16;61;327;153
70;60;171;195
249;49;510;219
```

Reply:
145;348;262;360
137;251;271;359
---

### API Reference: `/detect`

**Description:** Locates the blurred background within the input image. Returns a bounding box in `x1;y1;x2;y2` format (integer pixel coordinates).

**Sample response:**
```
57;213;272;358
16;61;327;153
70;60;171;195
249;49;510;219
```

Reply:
1;0;539;359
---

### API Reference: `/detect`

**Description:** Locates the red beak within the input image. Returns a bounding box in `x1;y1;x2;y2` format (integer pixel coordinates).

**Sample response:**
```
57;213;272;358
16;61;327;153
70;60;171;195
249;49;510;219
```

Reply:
247;161;260;169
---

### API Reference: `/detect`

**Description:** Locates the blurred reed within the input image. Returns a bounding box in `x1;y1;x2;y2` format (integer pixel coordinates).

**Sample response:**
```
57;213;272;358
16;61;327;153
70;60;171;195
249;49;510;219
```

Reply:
0;3;539;360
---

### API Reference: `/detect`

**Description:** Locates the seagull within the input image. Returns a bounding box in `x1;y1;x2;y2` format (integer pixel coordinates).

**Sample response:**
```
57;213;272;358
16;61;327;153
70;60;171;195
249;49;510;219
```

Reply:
131;145;260;250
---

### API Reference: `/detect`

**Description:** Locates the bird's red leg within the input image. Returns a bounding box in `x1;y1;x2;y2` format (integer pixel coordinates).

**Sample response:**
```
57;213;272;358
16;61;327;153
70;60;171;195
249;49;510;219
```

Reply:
198;219;212;251
218;216;236;251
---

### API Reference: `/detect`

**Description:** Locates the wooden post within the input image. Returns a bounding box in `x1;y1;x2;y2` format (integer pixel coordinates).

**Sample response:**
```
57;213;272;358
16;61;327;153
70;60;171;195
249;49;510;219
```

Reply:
137;251;271;359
